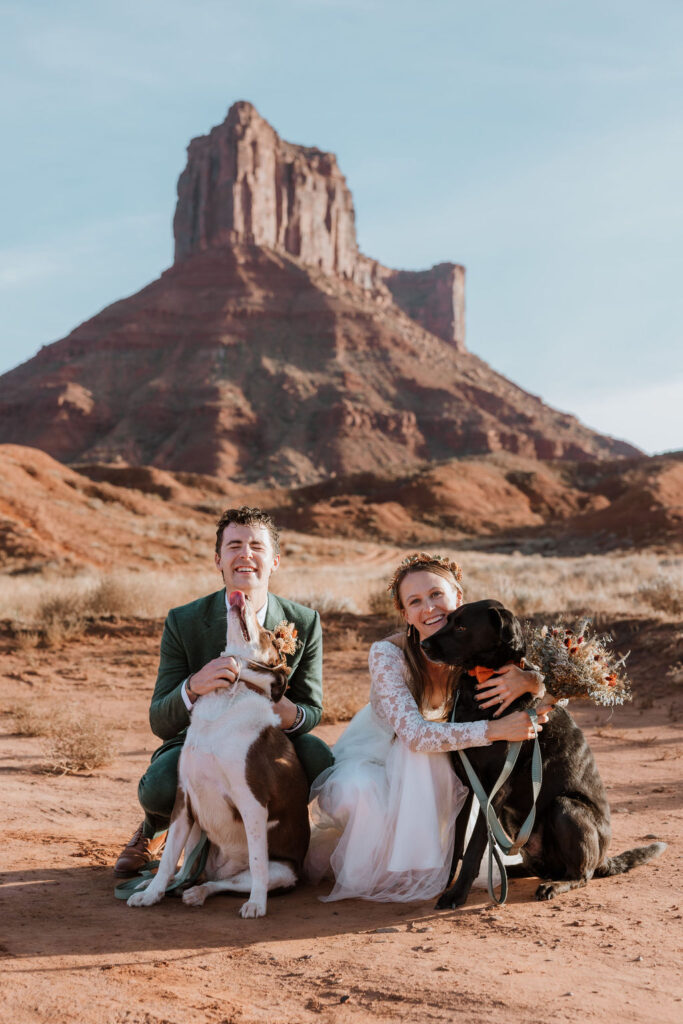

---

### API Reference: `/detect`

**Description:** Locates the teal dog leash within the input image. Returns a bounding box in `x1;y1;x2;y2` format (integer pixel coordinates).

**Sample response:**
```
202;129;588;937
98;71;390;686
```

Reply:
454;702;542;905
114;832;209;901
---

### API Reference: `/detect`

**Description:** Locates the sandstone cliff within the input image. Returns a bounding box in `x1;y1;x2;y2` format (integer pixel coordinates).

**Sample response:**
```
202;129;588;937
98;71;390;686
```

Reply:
0;103;639;484
173;101;465;349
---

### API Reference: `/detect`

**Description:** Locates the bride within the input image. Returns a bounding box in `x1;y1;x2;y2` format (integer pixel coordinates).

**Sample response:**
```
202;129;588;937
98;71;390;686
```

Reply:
306;552;551;902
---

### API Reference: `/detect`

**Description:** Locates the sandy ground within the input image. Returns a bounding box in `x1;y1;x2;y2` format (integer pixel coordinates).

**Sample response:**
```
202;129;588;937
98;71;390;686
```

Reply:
0;617;681;1024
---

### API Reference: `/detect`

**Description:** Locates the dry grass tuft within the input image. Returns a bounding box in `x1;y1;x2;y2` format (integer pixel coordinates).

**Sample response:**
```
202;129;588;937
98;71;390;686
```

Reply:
638;574;683;618
7;697;115;773
41;708;114;774
38;594;88;645
321;698;368;725
0;568;218;630
594;728;627;740
340;628;365;651
10;705;53;737
12;629;40;651
288;592;362;616
2;548;680;630
368;588;395;617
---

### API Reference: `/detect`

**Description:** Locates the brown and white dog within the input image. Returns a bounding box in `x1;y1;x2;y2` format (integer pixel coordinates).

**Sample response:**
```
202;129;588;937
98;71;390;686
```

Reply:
127;590;310;918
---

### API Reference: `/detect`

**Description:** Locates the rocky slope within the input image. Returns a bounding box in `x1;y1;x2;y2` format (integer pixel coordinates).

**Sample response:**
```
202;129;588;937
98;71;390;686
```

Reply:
2;446;679;575
0;103;638;485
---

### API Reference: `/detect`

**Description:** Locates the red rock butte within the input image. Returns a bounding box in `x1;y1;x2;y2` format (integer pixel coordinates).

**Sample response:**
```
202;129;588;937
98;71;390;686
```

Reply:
173;101;466;350
0;101;639;484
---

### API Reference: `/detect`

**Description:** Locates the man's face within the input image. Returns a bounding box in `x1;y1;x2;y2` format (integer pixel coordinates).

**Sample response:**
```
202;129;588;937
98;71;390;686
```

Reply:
214;522;280;597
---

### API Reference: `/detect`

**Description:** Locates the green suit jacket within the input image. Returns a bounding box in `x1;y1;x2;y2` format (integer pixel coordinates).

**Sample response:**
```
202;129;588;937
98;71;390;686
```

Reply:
149;589;323;743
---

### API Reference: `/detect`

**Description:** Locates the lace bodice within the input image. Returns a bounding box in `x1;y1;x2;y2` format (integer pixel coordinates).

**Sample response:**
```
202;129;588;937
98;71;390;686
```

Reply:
368;640;490;753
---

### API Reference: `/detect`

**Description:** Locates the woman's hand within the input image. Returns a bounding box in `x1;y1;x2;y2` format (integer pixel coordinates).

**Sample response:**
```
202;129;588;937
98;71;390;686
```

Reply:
476;664;546;717
486;704;553;743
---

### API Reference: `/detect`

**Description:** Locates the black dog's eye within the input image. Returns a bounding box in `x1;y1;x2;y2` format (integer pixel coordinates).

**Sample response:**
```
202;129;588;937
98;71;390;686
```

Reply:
453;626;467;632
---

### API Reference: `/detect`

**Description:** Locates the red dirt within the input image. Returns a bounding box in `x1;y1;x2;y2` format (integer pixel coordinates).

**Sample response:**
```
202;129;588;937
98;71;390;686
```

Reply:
0;616;680;1024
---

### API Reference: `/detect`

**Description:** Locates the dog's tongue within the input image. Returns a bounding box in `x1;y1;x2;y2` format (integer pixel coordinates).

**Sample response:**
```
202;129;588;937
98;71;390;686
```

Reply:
229;591;245;609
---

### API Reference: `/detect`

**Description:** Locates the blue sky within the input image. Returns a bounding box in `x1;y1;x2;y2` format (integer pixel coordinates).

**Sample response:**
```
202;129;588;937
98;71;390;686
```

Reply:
1;0;681;453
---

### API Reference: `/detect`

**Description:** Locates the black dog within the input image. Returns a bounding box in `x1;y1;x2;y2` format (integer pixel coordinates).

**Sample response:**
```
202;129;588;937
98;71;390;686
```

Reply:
422;599;665;908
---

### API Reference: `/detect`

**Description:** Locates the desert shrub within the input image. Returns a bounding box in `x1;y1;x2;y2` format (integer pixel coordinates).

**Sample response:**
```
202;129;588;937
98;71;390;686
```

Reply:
1;569;218;632
321;694;368;724
7;699;114;772
286;592;361;616
368;588;395;617
84;575;151;618
638;574;683;618
321;704;359;725
41;708;114;774
10;705;52;737
12;629;40;651
507;590;537;617
37;593;88;644
2;548;681;635
340;628;365;651
80;572;210;620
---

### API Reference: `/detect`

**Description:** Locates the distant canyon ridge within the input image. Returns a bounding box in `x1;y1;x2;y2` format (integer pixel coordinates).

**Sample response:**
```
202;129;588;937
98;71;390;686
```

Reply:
0;101;639;487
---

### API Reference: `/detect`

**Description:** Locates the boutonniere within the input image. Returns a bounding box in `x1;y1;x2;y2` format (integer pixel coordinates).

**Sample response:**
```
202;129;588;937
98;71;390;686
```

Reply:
273;620;299;657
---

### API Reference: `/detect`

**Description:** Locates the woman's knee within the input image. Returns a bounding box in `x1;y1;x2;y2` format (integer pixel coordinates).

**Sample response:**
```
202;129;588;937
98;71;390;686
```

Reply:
321;770;381;823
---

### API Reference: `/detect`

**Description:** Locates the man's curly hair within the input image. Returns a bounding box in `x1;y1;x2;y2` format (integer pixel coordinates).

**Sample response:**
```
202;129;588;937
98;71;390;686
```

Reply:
215;506;281;554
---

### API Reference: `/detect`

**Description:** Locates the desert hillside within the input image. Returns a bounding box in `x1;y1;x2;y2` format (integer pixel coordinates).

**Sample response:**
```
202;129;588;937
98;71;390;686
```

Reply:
1;446;680;583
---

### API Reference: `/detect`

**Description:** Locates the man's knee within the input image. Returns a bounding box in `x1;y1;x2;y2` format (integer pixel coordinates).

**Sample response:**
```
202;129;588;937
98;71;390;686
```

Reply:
292;733;334;787
138;746;181;822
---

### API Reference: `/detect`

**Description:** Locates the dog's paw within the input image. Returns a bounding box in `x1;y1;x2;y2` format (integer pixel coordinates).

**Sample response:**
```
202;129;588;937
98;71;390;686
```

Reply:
182;885;208;907
239;898;266;919
127;886;163;908
535;882;557;901
435;889;466;911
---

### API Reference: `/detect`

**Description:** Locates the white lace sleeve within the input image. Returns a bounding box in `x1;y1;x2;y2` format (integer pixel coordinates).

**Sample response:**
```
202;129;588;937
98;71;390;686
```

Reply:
369;641;490;753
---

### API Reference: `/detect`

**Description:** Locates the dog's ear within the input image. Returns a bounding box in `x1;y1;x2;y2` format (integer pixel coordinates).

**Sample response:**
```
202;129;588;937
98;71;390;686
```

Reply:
270;667;289;704
499;608;525;656
488;605;524;651
487;605;505;632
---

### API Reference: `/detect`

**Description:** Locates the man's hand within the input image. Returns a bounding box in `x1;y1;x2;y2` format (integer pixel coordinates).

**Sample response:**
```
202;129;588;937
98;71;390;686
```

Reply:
186;656;241;702
273;695;299;729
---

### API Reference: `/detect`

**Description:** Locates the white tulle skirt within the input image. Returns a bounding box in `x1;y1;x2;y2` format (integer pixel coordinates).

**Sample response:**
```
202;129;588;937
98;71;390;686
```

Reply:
306;704;470;902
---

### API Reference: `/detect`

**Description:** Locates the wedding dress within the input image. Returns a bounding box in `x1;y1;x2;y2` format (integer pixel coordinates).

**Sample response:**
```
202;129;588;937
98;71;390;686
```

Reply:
305;639;493;902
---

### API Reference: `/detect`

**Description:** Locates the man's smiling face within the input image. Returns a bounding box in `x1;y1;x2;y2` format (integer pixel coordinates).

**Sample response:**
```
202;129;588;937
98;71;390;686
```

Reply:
214;522;280;600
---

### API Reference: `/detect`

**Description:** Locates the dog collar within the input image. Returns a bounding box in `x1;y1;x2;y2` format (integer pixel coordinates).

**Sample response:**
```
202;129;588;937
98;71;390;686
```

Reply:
468;659;525;685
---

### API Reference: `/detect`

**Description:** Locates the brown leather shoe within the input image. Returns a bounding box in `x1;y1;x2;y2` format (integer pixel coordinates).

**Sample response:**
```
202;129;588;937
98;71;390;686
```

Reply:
113;822;167;877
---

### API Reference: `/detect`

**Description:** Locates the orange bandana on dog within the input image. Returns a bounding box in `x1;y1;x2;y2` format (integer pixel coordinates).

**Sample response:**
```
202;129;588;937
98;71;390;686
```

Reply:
468;660;526;685
468;666;498;685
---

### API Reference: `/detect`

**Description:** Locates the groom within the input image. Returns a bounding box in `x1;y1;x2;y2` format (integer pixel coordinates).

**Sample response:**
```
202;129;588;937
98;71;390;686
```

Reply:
114;505;333;877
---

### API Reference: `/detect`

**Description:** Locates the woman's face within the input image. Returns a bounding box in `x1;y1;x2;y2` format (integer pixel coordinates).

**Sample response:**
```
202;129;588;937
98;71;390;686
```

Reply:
399;569;463;641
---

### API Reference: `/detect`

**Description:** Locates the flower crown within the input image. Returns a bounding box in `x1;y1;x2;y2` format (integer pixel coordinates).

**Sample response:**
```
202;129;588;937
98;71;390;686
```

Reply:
387;552;464;610
273;620;299;658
